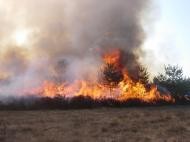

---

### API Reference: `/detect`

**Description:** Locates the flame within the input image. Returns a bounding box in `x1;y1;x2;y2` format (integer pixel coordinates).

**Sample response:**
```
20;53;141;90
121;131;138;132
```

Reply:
103;49;121;65
26;50;175;104
38;75;174;103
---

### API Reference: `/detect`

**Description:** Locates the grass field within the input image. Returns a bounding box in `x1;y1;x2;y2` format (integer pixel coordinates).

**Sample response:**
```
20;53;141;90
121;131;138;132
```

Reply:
0;106;189;142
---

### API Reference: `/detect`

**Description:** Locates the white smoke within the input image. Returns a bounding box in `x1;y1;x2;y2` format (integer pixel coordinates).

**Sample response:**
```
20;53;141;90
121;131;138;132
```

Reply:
0;0;150;96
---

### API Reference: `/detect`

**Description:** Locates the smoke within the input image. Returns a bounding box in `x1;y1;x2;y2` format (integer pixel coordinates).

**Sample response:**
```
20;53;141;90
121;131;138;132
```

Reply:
0;0;150;96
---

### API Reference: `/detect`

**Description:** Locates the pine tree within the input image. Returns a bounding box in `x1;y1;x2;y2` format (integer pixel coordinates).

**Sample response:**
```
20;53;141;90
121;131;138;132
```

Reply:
100;63;124;89
138;66;149;85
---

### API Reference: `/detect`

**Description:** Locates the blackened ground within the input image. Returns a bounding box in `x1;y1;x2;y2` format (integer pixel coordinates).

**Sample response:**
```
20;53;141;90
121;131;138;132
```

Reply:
0;95;189;110
0;106;189;142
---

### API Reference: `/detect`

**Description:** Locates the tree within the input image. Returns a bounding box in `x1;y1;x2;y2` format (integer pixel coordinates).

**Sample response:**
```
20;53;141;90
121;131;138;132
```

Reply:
138;66;150;86
154;65;190;97
100;63;124;90
164;65;183;82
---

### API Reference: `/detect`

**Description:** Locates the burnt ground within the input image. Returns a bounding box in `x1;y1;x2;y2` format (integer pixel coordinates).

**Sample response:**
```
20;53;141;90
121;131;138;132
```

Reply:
0;106;189;142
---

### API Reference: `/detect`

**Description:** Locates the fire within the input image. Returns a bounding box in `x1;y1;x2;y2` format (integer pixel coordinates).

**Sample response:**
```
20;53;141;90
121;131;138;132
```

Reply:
103;49;121;65
29;50;175;104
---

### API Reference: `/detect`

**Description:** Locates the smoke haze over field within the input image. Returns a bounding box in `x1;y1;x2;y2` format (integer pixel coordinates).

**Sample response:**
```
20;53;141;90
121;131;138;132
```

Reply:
0;0;150;96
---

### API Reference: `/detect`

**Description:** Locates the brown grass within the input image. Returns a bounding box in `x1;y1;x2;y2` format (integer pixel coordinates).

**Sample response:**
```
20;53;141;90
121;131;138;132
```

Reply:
0;106;189;142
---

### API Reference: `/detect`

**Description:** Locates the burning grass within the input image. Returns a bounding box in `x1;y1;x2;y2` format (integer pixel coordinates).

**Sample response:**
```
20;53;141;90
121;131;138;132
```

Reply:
22;50;175;105
1;50;190;110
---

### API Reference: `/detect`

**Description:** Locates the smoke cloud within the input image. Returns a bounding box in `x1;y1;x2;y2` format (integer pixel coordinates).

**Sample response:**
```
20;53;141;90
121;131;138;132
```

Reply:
0;0;150;96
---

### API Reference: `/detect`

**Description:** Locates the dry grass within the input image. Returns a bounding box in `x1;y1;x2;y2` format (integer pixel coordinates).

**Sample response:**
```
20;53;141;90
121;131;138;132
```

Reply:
0;106;189;142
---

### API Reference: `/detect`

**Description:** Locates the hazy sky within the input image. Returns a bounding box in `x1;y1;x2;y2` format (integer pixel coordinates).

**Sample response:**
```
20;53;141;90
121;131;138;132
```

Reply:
145;0;190;76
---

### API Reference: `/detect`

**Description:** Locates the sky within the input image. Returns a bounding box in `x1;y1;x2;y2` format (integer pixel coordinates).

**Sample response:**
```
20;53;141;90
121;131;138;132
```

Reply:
144;0;190;76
